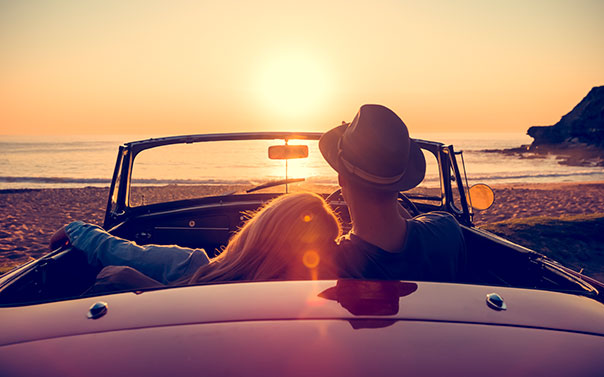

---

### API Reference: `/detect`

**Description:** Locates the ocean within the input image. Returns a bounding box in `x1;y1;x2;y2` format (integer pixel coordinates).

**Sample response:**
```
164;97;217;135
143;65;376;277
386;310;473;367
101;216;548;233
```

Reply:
1;133;603;190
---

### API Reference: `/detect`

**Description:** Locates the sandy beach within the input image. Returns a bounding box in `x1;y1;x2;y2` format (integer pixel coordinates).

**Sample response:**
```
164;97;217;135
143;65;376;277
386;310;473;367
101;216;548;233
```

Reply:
1;182;604;271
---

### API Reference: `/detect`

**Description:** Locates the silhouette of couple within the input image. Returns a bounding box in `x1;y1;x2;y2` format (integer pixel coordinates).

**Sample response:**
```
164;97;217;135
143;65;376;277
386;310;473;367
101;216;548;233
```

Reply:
50;104;465;291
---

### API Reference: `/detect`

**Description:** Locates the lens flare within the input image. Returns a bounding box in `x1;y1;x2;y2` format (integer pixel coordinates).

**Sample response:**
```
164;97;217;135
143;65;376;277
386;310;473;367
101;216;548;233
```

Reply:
302;250;320;269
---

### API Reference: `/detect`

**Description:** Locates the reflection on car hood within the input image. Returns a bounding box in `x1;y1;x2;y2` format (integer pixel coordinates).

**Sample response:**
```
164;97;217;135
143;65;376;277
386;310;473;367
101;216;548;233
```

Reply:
1;280;604;347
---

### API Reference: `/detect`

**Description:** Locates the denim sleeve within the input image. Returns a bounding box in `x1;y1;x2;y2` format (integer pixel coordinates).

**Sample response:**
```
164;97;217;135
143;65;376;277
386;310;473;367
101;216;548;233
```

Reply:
64;221;211;285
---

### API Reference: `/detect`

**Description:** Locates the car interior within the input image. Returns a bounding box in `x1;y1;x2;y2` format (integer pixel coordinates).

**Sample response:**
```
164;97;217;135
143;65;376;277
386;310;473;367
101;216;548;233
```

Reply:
1;137;600;306
0;191;598;307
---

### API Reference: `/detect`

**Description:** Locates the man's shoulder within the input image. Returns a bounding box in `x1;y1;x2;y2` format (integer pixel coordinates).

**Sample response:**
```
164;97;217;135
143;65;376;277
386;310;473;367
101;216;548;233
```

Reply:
334;211;466;281
335;211;462;254
410;211;461;232
412;211;458;223
333;233;383;263
406;211;464;250
335;233;376;253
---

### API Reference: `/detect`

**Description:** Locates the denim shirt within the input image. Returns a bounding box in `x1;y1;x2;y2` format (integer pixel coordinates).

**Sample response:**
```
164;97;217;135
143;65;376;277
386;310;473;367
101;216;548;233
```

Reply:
65;221;211;285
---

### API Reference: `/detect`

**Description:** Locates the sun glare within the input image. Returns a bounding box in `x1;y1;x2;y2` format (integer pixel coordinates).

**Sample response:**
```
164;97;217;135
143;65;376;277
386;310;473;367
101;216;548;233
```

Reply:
257;52;330;117
272;155;313;179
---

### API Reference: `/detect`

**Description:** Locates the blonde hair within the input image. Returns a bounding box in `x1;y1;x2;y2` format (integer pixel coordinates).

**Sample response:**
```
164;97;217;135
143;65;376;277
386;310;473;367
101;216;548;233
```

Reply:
189;192;341;284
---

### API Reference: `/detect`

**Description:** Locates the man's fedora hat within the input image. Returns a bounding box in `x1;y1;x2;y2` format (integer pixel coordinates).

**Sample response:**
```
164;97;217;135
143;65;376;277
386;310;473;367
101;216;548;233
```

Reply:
319;104;426;192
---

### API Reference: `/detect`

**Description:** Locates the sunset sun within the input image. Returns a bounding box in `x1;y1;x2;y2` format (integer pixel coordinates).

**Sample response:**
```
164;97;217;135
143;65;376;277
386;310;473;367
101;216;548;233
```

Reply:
257;52;330;117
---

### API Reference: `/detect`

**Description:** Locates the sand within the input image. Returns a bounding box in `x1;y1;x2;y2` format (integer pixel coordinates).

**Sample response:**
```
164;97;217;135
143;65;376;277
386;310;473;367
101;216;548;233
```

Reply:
472;181;604;224
1;182;604;270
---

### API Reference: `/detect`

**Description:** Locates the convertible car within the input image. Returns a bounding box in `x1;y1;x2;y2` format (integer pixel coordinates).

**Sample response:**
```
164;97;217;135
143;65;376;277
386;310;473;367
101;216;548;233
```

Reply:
1;132;603;376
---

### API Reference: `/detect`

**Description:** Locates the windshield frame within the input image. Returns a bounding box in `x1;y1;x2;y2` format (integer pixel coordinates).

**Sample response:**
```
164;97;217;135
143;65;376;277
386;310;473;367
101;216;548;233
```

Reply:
104;132;462;228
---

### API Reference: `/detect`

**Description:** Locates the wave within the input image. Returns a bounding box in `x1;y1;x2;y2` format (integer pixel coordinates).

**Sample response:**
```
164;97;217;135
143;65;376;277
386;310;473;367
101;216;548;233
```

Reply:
467;170;604;182
0;176;111;184
2;168;603;188
0;176;254;186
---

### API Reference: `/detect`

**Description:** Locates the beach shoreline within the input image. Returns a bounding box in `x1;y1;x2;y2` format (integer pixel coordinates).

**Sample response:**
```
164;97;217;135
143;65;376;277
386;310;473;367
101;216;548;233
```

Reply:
1;182;604;271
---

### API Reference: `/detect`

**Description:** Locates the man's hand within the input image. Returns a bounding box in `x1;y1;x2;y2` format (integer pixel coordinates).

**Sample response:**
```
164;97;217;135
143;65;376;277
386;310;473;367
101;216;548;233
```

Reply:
49;226;69;251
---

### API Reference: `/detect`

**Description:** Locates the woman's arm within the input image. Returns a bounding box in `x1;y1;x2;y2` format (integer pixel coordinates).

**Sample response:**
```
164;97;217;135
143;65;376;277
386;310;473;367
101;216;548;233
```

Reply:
55;221;211;285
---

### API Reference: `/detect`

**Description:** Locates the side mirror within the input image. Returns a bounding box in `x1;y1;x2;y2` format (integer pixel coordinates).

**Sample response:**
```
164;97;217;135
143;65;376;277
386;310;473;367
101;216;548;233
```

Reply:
468;183;495;211
268;145;309;160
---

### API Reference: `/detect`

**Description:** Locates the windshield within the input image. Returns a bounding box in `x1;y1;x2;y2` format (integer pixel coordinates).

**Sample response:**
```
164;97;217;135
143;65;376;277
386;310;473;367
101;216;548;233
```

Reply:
128;138;442;207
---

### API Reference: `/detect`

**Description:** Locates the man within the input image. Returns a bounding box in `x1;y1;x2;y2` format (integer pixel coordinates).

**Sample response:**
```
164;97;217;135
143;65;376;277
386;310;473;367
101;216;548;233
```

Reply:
319;104;466;282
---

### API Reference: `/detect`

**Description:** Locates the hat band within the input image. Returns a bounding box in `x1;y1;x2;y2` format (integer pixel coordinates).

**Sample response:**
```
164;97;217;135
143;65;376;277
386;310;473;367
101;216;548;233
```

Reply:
338;139;405;185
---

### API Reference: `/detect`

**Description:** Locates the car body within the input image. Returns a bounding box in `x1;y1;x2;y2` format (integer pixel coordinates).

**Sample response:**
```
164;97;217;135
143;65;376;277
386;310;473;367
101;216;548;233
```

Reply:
1;132;603;376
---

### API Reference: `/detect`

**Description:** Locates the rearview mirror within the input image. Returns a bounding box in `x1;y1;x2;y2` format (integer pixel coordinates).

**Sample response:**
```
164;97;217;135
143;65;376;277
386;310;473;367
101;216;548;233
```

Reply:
468;183;495;211
268;145;309;160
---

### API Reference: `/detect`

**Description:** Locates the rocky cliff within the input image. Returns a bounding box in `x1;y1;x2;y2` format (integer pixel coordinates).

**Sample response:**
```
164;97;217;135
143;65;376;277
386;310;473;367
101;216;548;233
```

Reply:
528;86;604;148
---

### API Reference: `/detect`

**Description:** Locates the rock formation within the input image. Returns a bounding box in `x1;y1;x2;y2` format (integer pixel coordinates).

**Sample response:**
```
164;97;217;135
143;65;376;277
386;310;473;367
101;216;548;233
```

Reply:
482;86;604;166
528;86;604;148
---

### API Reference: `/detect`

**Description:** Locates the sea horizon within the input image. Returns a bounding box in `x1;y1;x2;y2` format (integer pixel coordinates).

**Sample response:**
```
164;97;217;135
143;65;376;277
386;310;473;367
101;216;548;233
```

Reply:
1;132;603;190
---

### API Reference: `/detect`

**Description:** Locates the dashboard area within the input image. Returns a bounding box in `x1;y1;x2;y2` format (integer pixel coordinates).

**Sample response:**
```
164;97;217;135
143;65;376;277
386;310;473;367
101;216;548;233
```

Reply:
112;202;261;257
110;195;354;258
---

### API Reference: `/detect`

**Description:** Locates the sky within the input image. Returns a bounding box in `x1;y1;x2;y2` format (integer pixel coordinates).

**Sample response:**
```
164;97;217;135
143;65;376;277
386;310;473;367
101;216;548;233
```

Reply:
1;0;603;135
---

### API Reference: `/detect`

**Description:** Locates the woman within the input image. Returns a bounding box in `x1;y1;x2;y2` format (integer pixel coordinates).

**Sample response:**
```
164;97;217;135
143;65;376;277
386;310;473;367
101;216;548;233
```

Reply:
50;192;342;290
189;192;341;283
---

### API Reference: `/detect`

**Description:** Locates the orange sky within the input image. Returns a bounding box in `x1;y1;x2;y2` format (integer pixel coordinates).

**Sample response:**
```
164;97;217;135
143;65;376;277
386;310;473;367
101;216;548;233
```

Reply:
1;0;603;135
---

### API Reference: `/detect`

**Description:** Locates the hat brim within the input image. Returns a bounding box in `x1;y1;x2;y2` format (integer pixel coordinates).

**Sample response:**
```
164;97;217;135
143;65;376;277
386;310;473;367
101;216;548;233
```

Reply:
319;124;426;192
